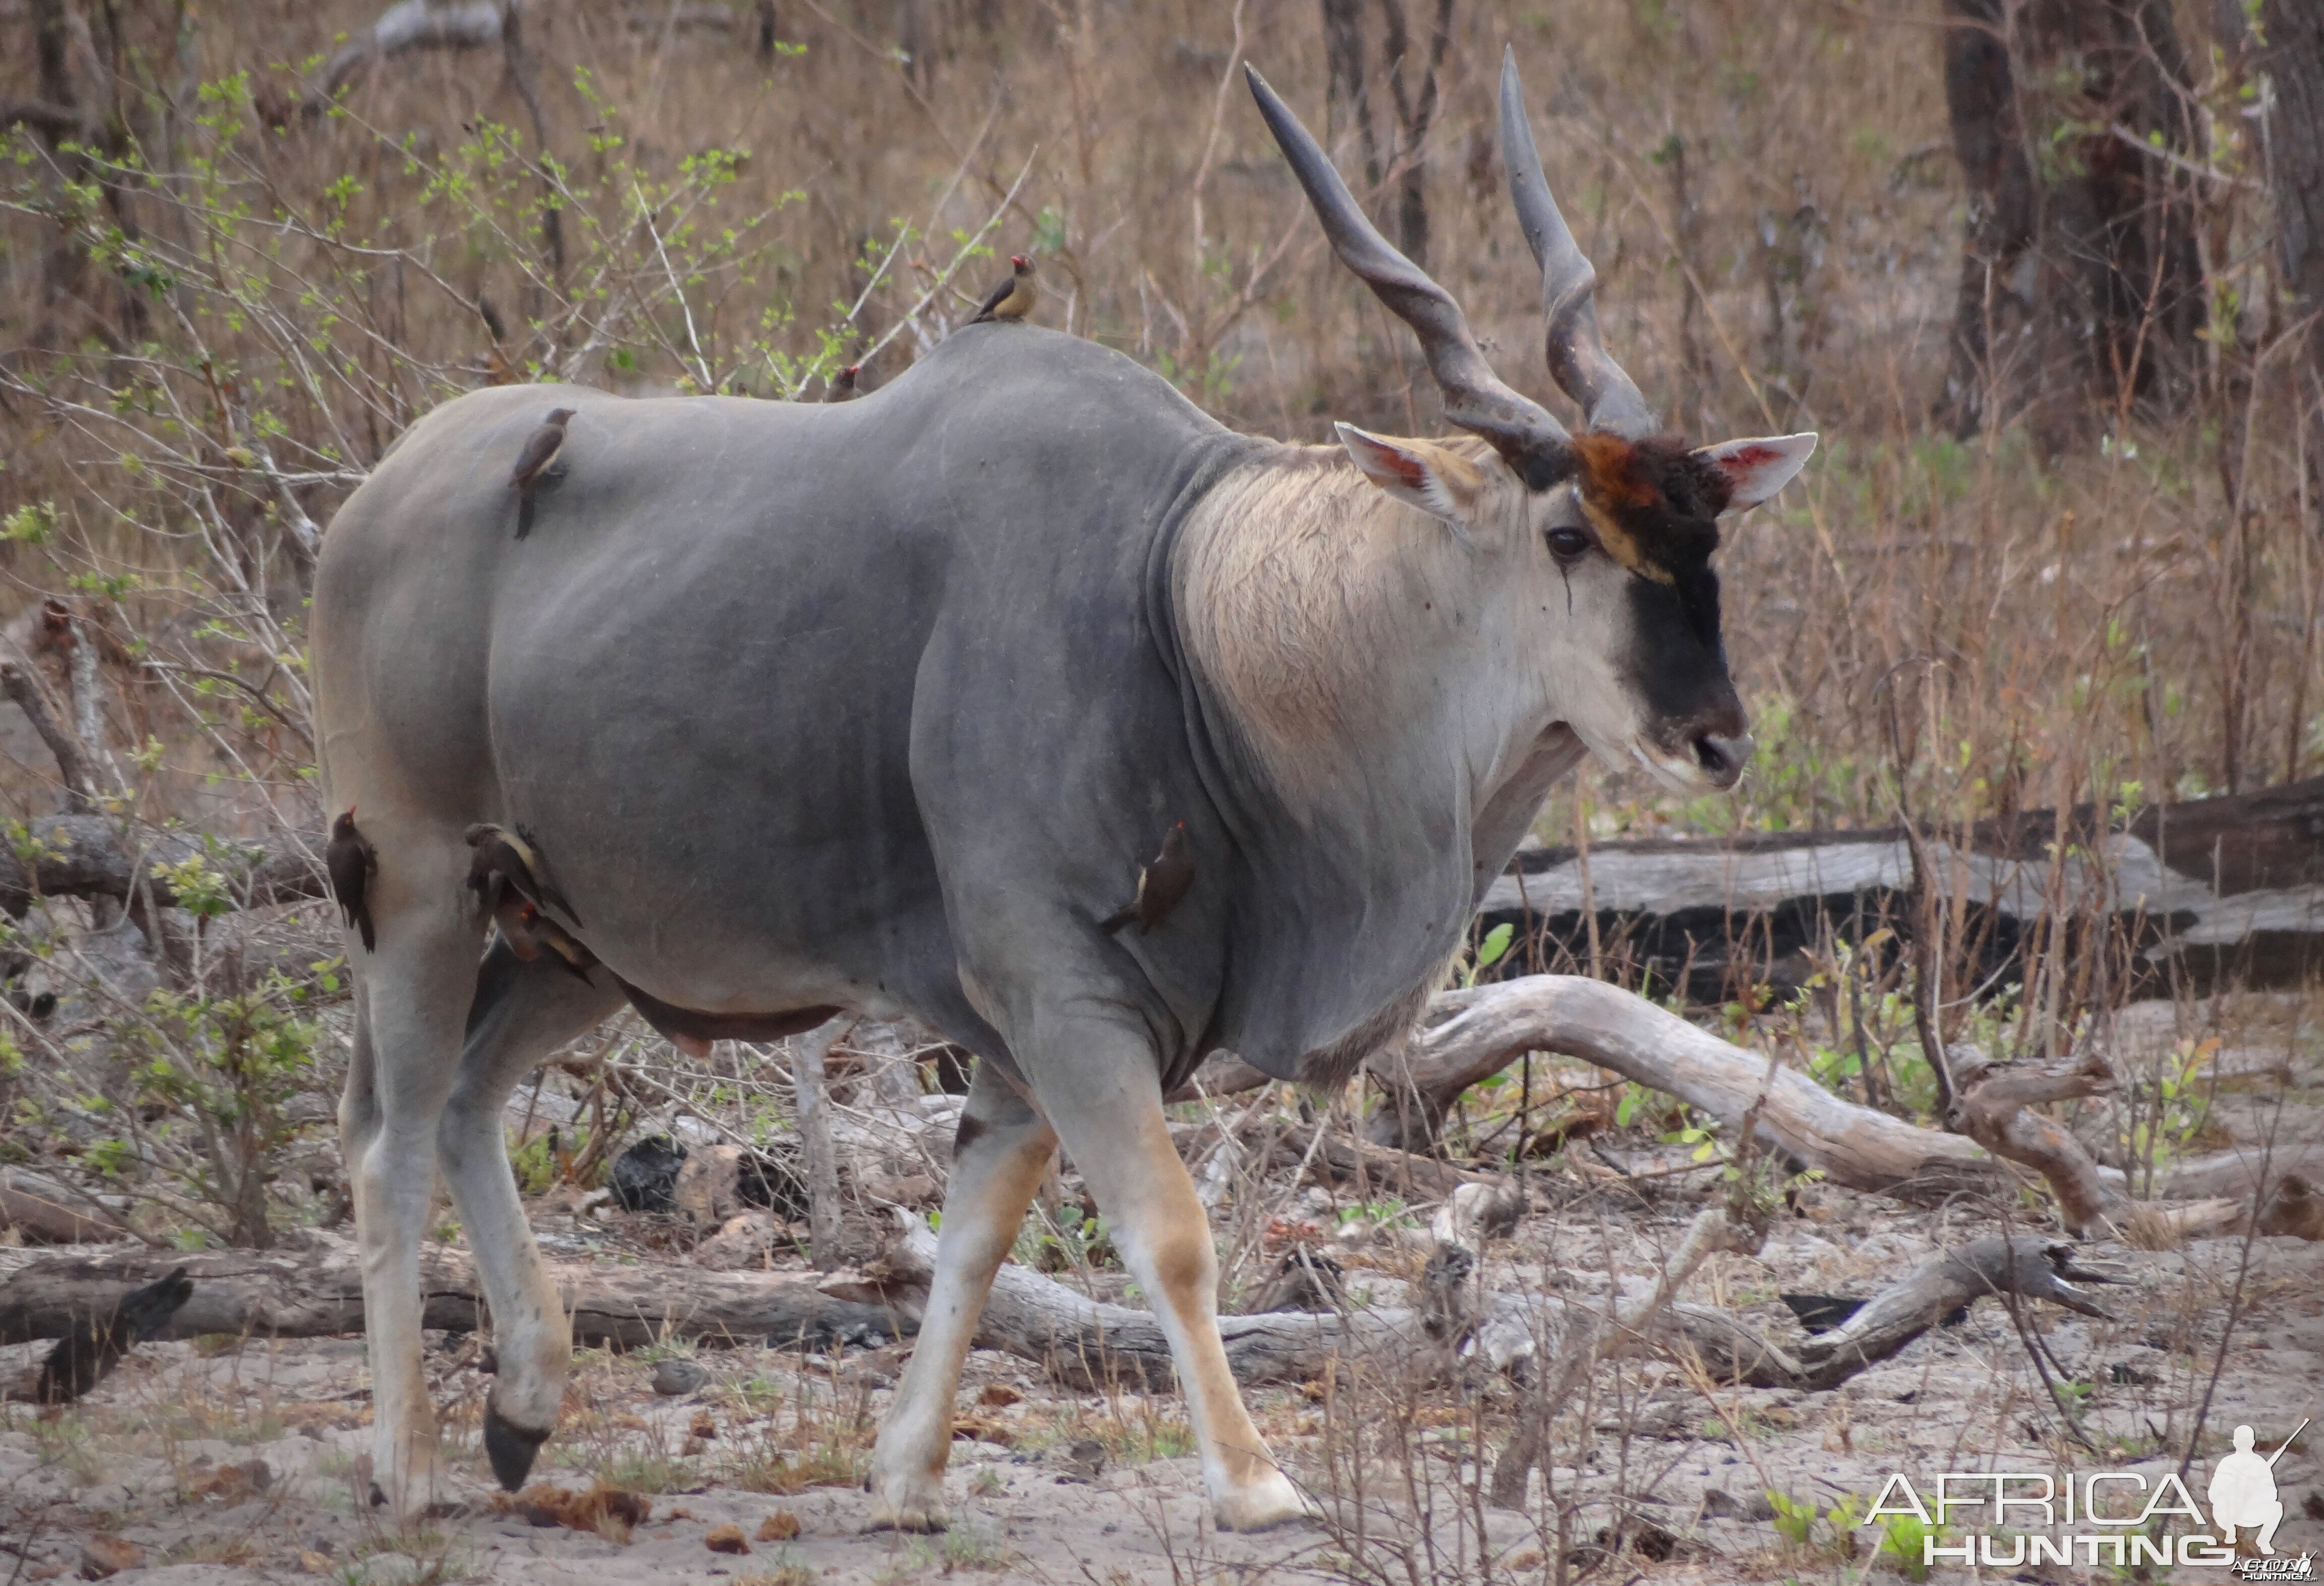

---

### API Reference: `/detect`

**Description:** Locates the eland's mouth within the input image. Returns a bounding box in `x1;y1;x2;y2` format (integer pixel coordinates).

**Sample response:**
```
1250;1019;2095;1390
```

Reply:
1630;731;1753;794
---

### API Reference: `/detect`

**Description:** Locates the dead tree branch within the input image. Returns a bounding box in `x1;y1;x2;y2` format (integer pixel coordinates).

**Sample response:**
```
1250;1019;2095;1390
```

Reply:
1364;975;2004;1200
0;815;325;918
305;0;509;116
1490;1205;1763;1508
1948;1047;2126;1236
0;662;99;813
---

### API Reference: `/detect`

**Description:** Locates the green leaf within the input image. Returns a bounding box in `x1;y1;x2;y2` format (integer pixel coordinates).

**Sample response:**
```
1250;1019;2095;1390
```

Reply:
1475;922;1514;972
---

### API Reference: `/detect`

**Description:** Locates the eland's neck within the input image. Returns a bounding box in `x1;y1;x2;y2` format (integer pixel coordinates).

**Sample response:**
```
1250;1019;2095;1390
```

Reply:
1171;447;1559;827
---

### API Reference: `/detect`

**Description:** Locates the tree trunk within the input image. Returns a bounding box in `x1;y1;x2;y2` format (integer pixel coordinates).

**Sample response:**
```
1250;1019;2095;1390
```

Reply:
1320;0;1382;195
1940;0;2206;440
2261;0;2324;468
1319;0;1451;266
790;1016;846;1270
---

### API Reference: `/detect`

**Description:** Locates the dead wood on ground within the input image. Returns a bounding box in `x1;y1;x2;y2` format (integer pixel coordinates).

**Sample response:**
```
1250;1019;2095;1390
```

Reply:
1364;976;2001;1196
0;1238;897;1356
1359;975;2315;1243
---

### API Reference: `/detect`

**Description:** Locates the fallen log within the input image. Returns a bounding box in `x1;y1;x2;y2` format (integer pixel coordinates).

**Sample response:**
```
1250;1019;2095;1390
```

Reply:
1360;976;2315;1243
1364;975;2005;1200
0;1167;128;1245
1479;777;2324;1002
2153;1140;2324;1200
1782;1236;2128;1390
0;1237;902;1355
0;1219;2127;1417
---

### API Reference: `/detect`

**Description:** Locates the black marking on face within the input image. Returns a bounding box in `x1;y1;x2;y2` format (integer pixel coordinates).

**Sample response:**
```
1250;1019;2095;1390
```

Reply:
1622;567;1740;737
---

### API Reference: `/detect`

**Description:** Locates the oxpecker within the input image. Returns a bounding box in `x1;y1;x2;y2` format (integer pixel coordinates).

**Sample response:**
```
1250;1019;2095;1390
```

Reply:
969;256;1036;324
1102;821;1193;935
327;807;379;953
520;905;597;984
825;364;860;401
465;823;583;928
508;407;574;539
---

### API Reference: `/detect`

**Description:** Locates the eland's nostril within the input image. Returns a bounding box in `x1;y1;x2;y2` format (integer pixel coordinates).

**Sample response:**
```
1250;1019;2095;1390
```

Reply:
1693;732;1755;785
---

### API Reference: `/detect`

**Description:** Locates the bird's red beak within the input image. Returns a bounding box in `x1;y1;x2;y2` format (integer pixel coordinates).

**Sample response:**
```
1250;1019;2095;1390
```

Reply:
1012;255;1028;268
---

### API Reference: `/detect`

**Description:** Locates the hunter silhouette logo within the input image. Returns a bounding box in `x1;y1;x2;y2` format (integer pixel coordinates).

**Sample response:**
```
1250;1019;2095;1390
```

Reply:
2211;1422;2298;1555
1865;1418;2310;1572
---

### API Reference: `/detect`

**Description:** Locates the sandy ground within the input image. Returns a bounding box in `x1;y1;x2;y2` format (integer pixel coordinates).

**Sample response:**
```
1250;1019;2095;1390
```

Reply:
5;1210;2318;1584
4;992;2320;1583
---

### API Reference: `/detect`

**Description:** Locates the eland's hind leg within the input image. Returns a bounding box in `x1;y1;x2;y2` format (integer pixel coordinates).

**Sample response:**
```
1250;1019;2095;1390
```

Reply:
337;834;484;1517
866;1062;1057;1532
437;940;623;1490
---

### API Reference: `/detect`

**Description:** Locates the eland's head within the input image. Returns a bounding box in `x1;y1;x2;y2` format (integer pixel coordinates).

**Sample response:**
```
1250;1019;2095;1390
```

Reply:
1249;53;1815;795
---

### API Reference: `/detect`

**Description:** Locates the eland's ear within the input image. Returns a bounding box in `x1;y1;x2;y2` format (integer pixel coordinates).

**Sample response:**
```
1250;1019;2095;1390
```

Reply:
1335;424;1483;539
1694;433;1818;511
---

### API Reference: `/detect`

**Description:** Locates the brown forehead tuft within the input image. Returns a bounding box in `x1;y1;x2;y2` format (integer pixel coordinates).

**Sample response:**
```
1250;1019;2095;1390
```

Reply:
1570;432;1654;509
1567;431;1730;582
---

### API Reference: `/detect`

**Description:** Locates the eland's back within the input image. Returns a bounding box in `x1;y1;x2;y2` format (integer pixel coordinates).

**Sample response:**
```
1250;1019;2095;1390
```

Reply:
316;326;1240;1041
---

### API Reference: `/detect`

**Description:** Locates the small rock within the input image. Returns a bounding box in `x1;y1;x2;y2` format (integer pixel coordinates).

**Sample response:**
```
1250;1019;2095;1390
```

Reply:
298;1552;332;1574
78;1538;143;1580
689;1408;718;1440
704;1523;750;1555
652;1357;709;1396
1059;1438;1107;1480
756;1509;802;1542
1699;1487;1777;1522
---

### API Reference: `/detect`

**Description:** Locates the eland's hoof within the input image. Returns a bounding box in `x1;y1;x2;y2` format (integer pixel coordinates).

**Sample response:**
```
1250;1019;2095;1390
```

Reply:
1212;1470;1320;1533
864;1472;950;1534
482;1402;553;1492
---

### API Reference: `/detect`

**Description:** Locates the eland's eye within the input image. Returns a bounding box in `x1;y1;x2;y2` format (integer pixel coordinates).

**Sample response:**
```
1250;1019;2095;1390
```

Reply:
1545;527;1590;563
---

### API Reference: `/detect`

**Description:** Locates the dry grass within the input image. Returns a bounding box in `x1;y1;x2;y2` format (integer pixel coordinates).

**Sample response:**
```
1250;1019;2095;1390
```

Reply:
0;0;2312;843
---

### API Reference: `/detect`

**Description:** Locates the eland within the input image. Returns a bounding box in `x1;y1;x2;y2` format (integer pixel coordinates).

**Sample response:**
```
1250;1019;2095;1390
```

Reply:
312;53;1814;1532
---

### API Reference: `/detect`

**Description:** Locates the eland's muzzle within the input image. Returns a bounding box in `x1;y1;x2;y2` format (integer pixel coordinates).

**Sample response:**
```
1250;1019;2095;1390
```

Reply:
1691;731;1754;789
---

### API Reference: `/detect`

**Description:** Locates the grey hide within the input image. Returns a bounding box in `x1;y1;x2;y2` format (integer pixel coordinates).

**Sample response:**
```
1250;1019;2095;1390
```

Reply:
316;325;1515;1093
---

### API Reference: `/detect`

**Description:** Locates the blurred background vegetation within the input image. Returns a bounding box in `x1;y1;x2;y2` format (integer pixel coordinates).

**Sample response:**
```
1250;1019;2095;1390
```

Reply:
0;0;2317;1243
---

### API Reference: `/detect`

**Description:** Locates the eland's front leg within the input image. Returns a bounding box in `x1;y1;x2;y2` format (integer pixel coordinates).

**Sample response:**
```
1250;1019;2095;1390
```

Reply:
1033;1024;1314;1532
337;849;482;1518
866;1065;1056;1532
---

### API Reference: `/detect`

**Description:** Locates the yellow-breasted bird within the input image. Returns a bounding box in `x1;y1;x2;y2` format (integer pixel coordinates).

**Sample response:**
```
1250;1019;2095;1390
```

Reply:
508;407;575;540
518;903;597;984
969;255;1037;324
825;364;859;401
465;823;584;928
1101;820;1193;935
326;806;379;953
